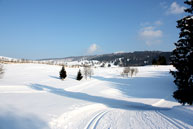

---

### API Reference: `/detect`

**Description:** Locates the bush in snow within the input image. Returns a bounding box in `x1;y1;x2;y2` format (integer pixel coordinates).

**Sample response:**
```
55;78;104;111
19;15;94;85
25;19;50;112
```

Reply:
170;0;193;105
0;64;4;79
129;68;138;77
76;69;83;81
100;63;105;67
121;67;138;78
59;66;67;80
83;66;94;80
121;67;130;77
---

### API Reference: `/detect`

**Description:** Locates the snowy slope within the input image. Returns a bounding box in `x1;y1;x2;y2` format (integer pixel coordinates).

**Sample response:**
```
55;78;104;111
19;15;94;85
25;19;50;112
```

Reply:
0;56;18;62
0;64;193;129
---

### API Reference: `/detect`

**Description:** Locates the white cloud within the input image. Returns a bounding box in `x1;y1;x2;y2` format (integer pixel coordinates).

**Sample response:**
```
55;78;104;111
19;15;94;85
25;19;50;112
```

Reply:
140;26;163;39
139;21;163;46
168;2;185;15
87;43;99;54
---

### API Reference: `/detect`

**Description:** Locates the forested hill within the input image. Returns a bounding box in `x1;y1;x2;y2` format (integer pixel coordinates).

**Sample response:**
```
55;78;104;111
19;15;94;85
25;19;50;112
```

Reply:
89;51;171;66
40;51;171;66
1;51;171;66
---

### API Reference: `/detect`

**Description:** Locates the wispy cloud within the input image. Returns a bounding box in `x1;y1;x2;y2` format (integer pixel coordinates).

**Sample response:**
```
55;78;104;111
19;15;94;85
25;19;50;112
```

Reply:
160;2;168;9
87;43;99;54
140;26;162;39
154;20;162;26
167;2;185;15
140;22;150;27
139;21;163;46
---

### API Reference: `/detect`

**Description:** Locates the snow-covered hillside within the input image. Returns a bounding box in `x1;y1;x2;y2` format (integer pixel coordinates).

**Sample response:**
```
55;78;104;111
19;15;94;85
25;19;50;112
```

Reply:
0;56;18;62
0;64;193;129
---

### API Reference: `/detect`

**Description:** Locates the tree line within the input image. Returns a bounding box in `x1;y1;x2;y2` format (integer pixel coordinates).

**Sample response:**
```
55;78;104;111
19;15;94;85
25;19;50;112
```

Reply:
59;65;93;81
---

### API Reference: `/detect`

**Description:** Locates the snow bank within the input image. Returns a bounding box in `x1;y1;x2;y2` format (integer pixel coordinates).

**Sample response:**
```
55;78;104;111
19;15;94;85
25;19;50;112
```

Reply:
0;64;192;129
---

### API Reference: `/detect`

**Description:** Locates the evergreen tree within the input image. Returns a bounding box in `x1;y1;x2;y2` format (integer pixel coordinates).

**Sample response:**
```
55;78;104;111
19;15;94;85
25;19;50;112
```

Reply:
152;58;157;65
152;56;166;65
157;56;167;65
76;69;83;81
170;0;193;105
60;66;67;80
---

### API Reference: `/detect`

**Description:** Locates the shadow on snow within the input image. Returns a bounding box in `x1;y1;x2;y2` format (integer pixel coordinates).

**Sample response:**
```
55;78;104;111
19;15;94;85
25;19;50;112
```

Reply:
29;83;193;127
0;109;49;129
49;75;60;80
92;74;176;102
30;84;169;111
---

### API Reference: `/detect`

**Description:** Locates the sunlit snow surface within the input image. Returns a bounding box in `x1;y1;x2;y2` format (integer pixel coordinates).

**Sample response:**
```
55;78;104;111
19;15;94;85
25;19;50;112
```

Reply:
0;64;193;129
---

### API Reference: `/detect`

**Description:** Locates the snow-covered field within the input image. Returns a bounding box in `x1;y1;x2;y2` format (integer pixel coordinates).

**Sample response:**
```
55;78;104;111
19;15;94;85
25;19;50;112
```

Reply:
0;64;193;129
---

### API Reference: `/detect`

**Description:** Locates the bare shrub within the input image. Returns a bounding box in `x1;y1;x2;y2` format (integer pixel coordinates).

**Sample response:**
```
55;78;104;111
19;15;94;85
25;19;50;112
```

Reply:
121;67;138;78
83;66;94;79
121;67;130;77
134;68;139;76
130;68;139;77
0;64;4;79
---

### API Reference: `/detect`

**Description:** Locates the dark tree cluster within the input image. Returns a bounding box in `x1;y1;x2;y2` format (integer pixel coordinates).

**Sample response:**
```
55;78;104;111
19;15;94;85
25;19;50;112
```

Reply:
170;0;193;105
92;51;171;66
152;56;167;65
59;66;84;81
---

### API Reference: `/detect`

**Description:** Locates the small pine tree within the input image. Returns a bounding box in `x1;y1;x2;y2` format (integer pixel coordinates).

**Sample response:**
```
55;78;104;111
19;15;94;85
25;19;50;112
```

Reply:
76;69;83;81
60;66;67;80
170;0;193;105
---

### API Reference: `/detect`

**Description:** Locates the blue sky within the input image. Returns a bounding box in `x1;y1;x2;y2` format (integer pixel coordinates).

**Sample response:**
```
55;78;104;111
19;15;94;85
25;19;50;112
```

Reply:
0;0;187;59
